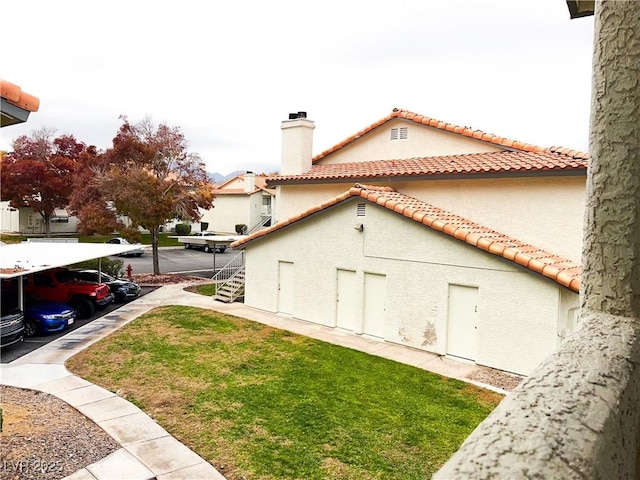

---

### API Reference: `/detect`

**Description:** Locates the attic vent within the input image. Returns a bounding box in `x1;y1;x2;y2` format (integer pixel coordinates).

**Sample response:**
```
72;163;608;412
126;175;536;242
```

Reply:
357;203;366;216
390;127;408;140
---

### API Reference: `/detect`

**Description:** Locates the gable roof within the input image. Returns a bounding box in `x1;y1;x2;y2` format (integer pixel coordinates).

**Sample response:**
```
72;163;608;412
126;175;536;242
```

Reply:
232;184;582;292
213;174;275;195
268;108;588;185
312;108;586;163
268;148;588;185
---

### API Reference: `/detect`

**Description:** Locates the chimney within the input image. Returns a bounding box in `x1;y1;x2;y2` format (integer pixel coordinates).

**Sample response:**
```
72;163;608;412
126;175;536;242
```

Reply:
244;171;255;193
281;111;314;175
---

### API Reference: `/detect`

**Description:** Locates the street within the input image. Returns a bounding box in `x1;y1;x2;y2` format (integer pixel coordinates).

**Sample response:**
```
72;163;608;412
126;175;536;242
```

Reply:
119;246;240;278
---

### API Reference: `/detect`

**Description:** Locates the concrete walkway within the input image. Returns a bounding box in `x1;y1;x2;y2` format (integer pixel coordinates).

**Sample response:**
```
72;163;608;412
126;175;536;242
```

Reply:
0;283;504;480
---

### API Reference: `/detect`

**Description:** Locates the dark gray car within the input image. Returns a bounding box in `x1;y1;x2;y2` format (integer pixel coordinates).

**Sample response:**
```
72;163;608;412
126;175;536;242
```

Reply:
70;269;142;303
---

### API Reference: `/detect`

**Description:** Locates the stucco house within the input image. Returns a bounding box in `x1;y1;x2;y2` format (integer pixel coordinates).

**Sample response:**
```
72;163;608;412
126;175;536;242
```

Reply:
231;183;581;376
268;109;588;262
222;108;589;376
197;172;275;235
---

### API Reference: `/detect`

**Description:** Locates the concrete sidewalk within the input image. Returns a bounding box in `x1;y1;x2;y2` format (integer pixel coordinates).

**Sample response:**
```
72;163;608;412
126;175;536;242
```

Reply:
1;283;506;480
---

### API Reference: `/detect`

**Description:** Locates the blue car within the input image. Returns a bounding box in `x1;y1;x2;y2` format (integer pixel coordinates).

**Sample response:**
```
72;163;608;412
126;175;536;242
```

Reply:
23;296;76;337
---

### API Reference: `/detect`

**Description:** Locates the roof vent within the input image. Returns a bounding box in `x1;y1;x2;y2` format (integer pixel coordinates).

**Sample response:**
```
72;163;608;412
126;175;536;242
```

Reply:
288;111;307;119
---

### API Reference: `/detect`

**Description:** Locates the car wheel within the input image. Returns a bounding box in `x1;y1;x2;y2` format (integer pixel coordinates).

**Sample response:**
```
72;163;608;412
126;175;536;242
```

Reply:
184;244;190;249
24;320;38;337
204;244;212;253
71;298;95;319
135;253;143;257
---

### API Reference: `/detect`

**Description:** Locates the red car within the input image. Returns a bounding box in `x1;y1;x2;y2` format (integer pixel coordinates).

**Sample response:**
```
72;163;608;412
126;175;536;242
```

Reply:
22;268;114;319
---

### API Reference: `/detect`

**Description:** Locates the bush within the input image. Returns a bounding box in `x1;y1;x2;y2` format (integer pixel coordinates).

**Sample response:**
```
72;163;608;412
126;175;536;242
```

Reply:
175;223;192;235
69;257;124;277
235;224;247;235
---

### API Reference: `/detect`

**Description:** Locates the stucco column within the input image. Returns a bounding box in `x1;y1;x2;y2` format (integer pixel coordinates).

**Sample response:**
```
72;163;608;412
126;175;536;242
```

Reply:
582;0;640;317
433;2;640;478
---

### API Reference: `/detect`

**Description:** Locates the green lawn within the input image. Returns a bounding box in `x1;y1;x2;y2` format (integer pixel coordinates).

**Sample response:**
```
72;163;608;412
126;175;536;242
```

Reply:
67;306;501;479
0;233;182;247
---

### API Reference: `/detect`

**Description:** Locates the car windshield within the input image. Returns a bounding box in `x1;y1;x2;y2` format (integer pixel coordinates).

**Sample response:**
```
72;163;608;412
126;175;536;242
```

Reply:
54;270;76;283
75;271;115;283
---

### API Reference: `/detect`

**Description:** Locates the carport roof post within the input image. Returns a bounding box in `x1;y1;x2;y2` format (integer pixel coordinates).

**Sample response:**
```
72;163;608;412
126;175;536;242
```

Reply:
0;243;143;279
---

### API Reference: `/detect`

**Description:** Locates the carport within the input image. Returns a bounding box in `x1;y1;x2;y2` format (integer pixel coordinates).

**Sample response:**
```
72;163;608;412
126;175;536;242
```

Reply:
0;242;143;309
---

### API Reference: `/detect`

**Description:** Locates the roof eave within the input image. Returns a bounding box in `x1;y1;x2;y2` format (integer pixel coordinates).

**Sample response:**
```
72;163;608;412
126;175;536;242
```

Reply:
566;0;595;19
0;98;31;127
266;168;588;187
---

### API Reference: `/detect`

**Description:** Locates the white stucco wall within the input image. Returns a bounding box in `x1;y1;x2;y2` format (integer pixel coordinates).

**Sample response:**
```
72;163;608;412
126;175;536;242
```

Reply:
243;199;578;376
200;195;250;234
201;192;271;234
318;118;503;165
276;175;585;262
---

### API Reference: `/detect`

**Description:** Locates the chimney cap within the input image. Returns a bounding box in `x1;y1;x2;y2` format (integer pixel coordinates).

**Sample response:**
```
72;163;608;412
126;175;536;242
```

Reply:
288;111;307;120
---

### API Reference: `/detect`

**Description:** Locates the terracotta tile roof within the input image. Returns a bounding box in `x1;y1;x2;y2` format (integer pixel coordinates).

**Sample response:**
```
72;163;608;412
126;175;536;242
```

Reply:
213;174;275;195
268;149;588;185
1;79;40;112
232;184;581;292
312;108;574;163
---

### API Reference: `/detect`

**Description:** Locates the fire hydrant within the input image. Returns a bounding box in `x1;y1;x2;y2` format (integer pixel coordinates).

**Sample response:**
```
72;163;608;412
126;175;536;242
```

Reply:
126;264;133;279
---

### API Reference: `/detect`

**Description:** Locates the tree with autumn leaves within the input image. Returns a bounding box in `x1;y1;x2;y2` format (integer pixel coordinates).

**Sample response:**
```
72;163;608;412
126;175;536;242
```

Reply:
2;117;215;275
96;116;214;274
1;128;93;237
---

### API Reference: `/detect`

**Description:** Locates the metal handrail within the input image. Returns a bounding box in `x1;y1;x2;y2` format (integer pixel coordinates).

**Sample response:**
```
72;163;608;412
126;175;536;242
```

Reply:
211;250;244;283
246;215;272;235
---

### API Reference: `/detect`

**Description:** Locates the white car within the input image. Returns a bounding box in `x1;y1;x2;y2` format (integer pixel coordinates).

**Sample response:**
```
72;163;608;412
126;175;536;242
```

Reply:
105;237;144;257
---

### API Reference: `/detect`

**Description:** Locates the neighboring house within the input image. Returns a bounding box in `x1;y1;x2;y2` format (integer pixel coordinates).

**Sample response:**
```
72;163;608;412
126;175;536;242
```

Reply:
268;109;588;262
0;204;79;235
231;184;581;376
199;172;275;234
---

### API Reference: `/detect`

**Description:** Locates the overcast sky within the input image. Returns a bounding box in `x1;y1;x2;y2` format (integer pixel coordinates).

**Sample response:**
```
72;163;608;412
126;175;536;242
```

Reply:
1;0;594;175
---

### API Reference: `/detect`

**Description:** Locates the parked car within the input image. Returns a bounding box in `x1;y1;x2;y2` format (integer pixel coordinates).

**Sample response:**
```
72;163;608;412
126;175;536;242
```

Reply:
0;300;25;347
69;269;141;303
106;237;145;257
22;267;114;319
183;232;227;253
23;294;76;337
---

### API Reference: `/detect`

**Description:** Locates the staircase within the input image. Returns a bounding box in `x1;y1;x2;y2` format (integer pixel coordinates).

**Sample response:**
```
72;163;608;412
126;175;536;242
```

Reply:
246;215;272;235
213;269;245;303
212;251;245;303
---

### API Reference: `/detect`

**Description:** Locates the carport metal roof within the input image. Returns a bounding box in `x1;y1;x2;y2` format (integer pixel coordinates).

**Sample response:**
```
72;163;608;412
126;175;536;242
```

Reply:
0;243;144;279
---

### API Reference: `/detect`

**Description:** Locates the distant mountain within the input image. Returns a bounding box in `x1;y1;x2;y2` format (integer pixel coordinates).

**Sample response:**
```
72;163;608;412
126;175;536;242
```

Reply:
208;170;244;185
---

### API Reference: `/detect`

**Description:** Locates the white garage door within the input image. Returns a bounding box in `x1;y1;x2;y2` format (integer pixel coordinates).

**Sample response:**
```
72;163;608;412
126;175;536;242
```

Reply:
446;284;478;361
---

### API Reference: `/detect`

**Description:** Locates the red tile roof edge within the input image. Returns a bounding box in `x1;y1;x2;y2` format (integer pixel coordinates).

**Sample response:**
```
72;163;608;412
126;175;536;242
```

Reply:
1;79;40;113
311;108;588;163
232;183;581;292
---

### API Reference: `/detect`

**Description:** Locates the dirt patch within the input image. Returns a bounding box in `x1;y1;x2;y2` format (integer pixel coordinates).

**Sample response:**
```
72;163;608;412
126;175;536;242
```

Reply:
467;367;524;392
129;273;209;285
